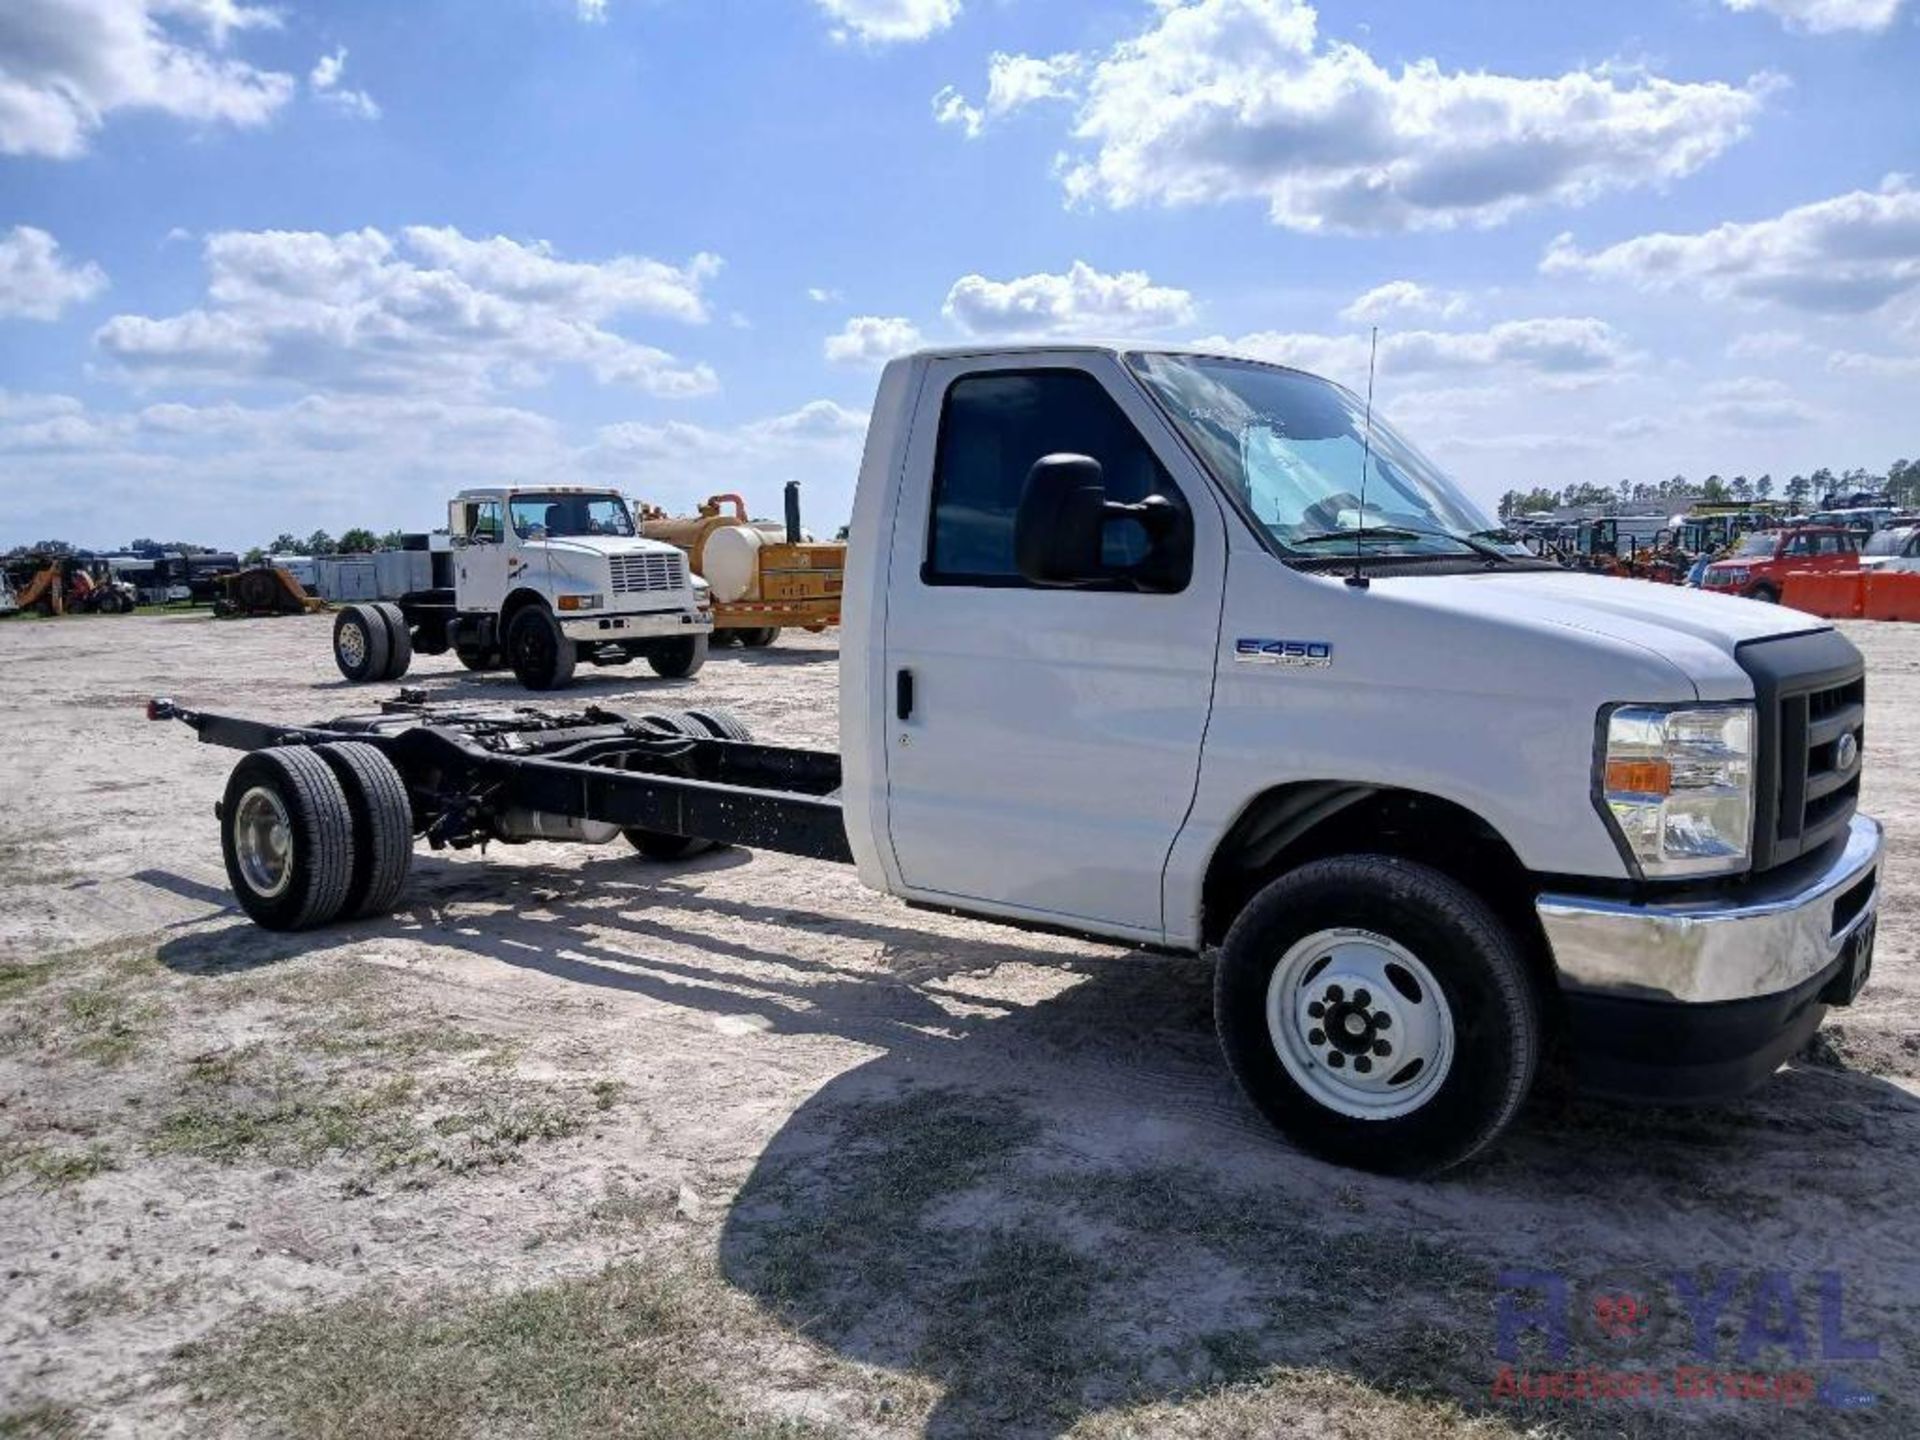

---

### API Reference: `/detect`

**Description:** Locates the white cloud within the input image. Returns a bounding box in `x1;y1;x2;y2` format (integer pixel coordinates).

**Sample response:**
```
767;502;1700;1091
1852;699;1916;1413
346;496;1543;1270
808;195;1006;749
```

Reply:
1543;176;1920;314
806;286;843;303
934;51;1080;138
1825;348;1920;378
824;314;924;364
1701;376;1819;429
1037;0;1771;234
577;0;609;20
0;0;293;159
1720;0;1905;33
1196;316;1633;388
1726;329;1810;359
308;46;379;120
814;0;959;44
944;260;1195;336
0;226;108;320
94;226;720;397
1339;280;1470;324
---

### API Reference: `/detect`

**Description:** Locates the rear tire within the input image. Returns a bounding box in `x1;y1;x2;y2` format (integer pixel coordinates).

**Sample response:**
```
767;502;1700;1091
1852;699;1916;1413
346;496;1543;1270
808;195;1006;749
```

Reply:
315;742;413;920
219;748;356;931
371;602;413;679
648;634;708;679
1748;584;1780;604
507;605;577;690
1214;855;1539;1177
623;830;713;861
332;605;390;683
737;627;780;648
457;646;501;672
682;706;752;741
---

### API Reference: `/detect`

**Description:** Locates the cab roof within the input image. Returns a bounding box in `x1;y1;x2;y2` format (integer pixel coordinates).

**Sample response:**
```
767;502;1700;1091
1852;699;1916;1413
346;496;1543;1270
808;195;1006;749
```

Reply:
453;485;626;501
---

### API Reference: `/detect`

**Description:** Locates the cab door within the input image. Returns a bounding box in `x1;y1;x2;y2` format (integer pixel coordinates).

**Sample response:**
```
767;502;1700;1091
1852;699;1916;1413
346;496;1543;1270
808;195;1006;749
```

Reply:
879;354;1227;939
453;499;510;612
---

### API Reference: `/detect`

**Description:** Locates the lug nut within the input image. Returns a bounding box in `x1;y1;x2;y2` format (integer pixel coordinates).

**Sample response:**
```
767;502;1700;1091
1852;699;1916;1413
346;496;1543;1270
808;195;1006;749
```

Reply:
1373;1040;1392;1057
1307;1001;1325;1019
1374;1013;1391;1030
1354;1056;1372;1074
1326;985;1344;1002
1353;989;1371;1008
1308;1028;1325;1046
1327;1053;1345;1068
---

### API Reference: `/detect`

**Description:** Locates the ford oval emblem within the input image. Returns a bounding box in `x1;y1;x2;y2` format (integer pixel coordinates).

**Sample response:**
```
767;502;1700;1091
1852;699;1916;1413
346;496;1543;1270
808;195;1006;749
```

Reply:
1836;731;1860;773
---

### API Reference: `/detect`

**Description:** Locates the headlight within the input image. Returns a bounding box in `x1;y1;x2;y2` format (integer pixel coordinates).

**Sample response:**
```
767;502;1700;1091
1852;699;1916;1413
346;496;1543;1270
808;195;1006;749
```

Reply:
556;593;604;612
1598;704;1754;878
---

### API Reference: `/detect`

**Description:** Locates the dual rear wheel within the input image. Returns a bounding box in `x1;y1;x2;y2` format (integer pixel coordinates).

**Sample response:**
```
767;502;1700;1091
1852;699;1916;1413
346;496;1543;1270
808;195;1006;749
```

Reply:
333;603;413;683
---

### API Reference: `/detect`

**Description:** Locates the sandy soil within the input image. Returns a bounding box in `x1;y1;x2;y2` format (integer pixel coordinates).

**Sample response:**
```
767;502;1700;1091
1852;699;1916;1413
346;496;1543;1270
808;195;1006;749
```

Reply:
1;611;1916;1438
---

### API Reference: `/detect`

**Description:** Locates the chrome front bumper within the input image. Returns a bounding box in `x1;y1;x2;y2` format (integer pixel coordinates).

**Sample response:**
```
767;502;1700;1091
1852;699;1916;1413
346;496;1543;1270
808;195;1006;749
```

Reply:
1537;815;1884;1004
559;608;713;643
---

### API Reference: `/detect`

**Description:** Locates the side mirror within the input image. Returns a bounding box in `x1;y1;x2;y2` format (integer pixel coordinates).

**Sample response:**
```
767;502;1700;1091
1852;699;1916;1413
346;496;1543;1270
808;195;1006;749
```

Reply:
1013;453;1192;590
1014;454;1107;584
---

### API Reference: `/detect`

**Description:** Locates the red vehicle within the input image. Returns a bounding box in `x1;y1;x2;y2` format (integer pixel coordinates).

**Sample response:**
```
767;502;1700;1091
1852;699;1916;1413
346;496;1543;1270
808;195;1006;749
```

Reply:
1702;526;1859;603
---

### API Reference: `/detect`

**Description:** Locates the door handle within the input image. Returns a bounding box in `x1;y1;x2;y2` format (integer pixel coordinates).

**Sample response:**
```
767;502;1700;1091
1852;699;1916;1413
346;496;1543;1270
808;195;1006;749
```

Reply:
895;668;914;721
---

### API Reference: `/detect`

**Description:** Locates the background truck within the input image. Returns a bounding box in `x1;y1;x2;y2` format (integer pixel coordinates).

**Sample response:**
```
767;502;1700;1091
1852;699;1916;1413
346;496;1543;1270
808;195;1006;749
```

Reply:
1701;524;1860;602
158;342;1883;1177
329;485;713;691
638;484;844;648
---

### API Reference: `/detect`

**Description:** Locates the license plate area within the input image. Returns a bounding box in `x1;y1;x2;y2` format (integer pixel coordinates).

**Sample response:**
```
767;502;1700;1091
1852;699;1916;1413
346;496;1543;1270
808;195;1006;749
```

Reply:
1823;914;1876;1007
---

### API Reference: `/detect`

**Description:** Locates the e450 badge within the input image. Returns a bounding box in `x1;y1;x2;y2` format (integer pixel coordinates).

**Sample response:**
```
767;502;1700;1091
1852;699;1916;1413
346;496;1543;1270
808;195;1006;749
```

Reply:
1236;637;1332;668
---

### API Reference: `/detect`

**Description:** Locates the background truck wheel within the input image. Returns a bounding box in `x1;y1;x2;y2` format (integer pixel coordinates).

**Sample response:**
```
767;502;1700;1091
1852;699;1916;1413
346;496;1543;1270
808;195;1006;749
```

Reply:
1213;855;1539;1177
507;605;577;690
736;627;780;648
648;634;708;680
332;605;391;683
457;646;502;672
682;706;752;741
371;602;413;680
1748;584;1781;603
219;747;356;931
315;742;413;919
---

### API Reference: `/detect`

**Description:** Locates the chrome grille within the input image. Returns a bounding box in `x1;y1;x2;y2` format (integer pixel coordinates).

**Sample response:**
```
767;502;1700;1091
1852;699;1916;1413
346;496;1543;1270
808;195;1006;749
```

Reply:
607;552;685;594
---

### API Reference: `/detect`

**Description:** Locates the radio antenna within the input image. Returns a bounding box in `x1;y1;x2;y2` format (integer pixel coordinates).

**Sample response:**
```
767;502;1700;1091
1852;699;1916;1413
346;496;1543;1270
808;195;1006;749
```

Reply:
1346;325;1379;590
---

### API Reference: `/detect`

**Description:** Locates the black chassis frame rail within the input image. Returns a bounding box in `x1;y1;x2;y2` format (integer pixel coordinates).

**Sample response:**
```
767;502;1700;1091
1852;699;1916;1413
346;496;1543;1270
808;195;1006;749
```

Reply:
148;697;853;863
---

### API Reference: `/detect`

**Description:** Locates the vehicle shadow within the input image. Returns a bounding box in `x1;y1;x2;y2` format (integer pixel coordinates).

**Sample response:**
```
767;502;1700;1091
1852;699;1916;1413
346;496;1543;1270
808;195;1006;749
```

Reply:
150;855;1920;1437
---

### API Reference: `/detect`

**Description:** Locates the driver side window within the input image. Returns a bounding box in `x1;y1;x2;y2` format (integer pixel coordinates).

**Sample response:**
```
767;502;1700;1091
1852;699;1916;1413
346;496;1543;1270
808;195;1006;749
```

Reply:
467;501;504;544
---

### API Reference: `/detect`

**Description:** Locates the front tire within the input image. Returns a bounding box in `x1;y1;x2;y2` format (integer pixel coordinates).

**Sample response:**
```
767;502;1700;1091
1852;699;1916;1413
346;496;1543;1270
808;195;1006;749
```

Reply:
1214;856;1539;1177
647;634;708;679
332;605;390;683
219;748;356;931
1748;584;1780;604
506;605;577;690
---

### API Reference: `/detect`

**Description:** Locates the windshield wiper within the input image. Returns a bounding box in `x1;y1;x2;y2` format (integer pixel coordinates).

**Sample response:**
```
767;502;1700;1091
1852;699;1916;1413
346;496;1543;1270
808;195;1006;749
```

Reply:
1291;525;1512;562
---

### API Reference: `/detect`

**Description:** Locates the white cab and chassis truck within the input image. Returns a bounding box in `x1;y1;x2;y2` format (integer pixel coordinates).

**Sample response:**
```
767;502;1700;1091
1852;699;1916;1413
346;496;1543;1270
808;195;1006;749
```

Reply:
330;486;714;692
153;345;1885;1175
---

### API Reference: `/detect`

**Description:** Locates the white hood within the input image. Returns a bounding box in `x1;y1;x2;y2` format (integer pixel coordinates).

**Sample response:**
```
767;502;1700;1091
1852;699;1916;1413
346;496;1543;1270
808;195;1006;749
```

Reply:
537;535;682;560
1374;569;1828;702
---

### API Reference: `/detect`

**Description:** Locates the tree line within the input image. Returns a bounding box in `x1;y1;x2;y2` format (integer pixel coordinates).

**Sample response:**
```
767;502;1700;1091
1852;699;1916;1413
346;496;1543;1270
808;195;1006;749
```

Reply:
3;528;406;564
1499;458;1920;521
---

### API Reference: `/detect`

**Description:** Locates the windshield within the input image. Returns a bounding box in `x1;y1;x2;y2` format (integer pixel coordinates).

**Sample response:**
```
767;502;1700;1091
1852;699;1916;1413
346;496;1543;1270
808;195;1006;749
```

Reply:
1734;533;1776;557
509;493;635;540
1129;351;1514;558
1864;529;1912;557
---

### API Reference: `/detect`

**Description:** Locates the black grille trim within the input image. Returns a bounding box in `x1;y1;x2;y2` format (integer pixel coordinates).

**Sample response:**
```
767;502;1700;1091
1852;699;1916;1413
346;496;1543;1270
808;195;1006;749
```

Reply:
1737;629;1866;873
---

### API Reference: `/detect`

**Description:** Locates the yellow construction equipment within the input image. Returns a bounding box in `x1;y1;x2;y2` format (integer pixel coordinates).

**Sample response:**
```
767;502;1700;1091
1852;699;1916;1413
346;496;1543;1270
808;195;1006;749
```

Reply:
639;485;843;648
214;564;328;617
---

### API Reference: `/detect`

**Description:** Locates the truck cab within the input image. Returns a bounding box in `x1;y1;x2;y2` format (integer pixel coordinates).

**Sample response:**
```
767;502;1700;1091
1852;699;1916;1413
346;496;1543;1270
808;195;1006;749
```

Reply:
1702;525;1858;602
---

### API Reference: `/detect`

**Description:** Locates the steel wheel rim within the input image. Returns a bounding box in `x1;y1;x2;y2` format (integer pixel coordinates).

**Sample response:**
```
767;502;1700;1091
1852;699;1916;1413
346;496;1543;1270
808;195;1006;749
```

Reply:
338;622;367;669
233;785;295;899
1265;927;1454;1120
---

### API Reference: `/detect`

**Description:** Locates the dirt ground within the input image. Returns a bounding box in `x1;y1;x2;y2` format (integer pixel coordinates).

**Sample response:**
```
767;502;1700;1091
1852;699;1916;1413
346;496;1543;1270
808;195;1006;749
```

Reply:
1;611;1917;1439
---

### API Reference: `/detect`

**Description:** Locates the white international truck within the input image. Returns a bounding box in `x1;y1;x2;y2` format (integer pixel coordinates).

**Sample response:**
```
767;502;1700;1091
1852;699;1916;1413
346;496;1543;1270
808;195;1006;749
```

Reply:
329;486;713;691
153;344;1884;1175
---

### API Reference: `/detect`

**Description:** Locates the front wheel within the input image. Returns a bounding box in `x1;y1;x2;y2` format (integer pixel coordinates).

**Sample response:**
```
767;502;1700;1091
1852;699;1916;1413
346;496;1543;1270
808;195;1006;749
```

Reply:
506;605;577;690
1747;584;1780;604
647;634;708;679
1214;855;1539;1176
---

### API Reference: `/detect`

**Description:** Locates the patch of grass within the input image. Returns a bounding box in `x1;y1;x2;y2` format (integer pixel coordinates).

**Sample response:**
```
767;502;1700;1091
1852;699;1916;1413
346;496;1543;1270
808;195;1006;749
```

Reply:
61;985;163;1065
21;1143;119;1191
0;961;55;1001
1064;1367;1536;1440
0;1402;84;1440
150;1049;594;1191
178;1264;834;1440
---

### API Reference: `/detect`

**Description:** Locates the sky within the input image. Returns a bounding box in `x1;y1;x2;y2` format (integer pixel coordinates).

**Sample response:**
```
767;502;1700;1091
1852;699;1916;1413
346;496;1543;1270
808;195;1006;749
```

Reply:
1;0;1918;552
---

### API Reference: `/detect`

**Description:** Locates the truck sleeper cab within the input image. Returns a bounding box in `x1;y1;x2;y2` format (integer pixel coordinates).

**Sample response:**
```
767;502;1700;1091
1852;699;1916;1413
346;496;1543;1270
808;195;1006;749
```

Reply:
330;485;713;691
171;344;1883;1178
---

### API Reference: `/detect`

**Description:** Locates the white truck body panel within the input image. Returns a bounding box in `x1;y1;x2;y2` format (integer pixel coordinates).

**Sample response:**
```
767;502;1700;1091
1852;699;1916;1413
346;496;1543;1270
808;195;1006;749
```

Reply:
840;346;1836;948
